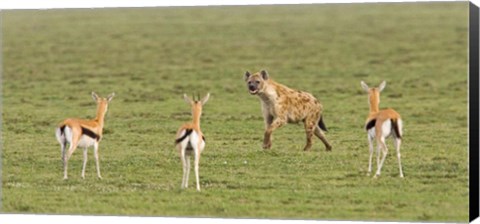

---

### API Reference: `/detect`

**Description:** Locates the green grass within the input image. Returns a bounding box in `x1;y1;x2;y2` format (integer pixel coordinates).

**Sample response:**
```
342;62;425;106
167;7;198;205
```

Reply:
1;2;468;222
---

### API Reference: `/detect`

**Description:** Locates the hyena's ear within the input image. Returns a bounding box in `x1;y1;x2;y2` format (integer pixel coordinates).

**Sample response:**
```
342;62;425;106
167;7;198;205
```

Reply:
360;81;369;92
378;80;386;92
244;71;251;81
260;70;269;80
92;92;99;101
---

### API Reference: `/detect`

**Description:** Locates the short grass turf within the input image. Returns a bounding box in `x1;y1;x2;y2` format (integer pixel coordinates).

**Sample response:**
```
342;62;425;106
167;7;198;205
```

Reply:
1;2;468;222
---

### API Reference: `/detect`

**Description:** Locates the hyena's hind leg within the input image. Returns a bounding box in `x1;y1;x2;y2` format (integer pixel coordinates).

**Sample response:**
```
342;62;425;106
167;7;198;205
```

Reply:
314;126;332;151
303;119;316;151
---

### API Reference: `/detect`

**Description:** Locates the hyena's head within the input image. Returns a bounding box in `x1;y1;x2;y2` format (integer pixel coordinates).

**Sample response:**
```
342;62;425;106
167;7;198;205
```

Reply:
244;70;269;95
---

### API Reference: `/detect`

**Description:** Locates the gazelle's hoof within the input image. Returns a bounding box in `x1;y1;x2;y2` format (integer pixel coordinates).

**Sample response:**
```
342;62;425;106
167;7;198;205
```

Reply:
63;177;68;180
326;145;332;151
373;174;379;179
367;172;371;176
98;176;103;180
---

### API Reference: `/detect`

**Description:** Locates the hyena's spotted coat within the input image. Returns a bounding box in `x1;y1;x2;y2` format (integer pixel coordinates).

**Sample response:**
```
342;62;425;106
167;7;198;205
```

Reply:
245;70;332;151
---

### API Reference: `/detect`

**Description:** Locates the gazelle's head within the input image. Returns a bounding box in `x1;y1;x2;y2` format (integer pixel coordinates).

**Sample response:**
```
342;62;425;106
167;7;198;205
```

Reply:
184;93;210;116
361;81;385;111
244;70;270;95
92;92;115;114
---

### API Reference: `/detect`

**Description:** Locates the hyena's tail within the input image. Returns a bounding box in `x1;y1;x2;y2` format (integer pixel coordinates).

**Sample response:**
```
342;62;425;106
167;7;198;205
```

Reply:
318;115;328;132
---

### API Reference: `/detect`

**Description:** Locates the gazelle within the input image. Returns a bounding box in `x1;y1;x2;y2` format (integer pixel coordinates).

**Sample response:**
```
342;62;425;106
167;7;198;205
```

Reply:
55;92;115;180
361;81;404;178
175;93;210;191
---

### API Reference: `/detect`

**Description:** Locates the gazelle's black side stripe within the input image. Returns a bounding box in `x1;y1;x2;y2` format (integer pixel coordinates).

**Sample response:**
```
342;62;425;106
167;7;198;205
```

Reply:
175;129;193;144
202;135;205;142
81;127;100;141
365;119;376;130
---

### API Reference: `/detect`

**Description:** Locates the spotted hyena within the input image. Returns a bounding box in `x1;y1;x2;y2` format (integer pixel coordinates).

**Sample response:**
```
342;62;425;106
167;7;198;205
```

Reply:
244;70;332;151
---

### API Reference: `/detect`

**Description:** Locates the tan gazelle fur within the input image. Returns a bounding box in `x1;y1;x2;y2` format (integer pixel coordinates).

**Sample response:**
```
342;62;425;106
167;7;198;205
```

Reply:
361;81;404;178
175;93;210;191
55;92;115;180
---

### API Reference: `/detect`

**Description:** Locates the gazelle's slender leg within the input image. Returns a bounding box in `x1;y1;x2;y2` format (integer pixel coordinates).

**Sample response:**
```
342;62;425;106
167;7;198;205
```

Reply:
82;147;88;179
63;150;70;180
185;154;191;188
374;138;388;178
367;135;374;176
394;137;404;178
376;142;381;171
180;149;187;189
93;142;102;179
64;140;79;180
61;142;67;167
194;152;201;192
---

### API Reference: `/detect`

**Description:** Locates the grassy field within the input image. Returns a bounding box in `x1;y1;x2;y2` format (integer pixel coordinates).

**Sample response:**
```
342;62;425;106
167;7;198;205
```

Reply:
1;2;469;222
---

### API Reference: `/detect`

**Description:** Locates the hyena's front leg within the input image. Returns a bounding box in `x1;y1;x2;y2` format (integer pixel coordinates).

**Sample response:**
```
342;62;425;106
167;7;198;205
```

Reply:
303;120;316;151
261;106;274;149
263;118;285;149
262;105;274;129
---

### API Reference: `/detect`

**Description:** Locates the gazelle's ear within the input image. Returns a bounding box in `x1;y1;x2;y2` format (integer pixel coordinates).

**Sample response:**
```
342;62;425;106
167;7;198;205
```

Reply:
107;92;115;102
244;71;251;81
378;81;386;92
360;81;369;92
183;93;192;104
201;93;210;105
92;92;99;101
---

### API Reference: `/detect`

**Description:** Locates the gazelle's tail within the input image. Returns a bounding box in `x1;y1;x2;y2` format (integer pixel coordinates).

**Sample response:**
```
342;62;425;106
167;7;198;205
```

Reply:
55;125;67;145
391;119;402;139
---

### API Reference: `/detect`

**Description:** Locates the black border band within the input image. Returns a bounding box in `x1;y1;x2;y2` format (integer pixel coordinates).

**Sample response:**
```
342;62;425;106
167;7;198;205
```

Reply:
469;1;479;222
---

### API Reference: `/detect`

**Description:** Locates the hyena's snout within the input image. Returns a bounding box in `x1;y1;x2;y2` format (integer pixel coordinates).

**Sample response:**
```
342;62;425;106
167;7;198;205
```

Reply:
247;81;260;94
248;84;256;91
